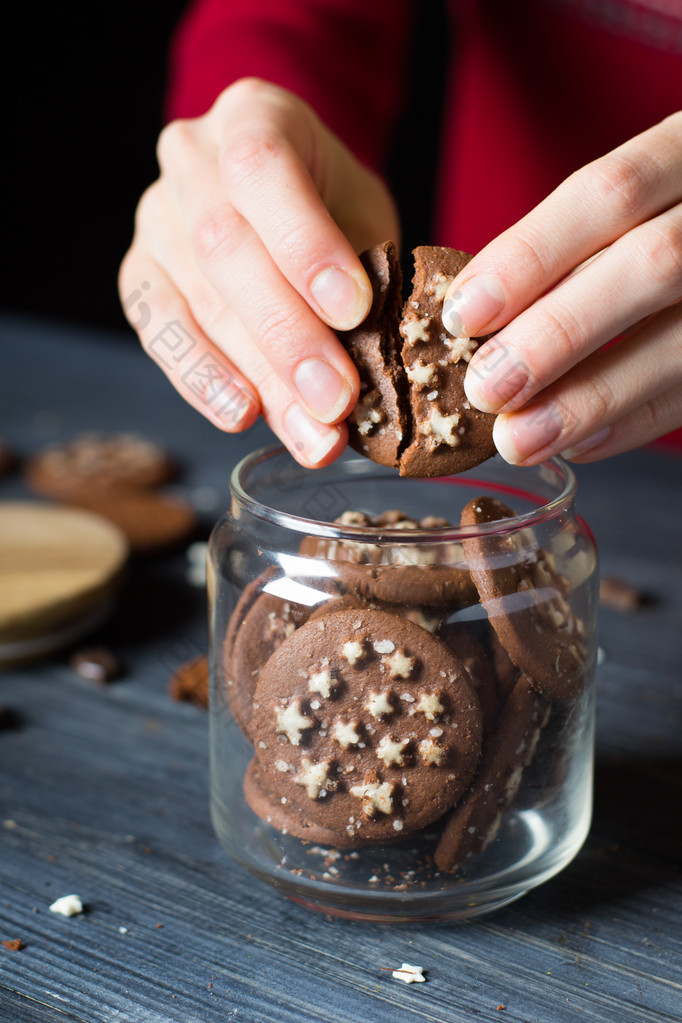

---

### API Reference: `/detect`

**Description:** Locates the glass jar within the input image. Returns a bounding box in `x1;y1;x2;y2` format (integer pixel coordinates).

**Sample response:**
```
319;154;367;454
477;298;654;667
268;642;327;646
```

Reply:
208;446;598;922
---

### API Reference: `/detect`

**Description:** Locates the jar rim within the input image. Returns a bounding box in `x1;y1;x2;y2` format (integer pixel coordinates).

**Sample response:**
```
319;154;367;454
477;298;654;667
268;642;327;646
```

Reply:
229;445;577;541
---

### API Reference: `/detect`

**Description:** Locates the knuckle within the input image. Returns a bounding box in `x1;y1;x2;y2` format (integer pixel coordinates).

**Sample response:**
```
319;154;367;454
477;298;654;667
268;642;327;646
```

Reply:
256;304;309;356
117;250;136;302
661;110;682;134
537;304;586;365
223;76;272;105
191;284;228;335
645;388;682;434
192;202;242;264
579;374;614;423
134;180;164;233
583;153;651;221
156;118;195;170
635;218;682;290
213;77;290;121
221;127;284;188
507;233;554;286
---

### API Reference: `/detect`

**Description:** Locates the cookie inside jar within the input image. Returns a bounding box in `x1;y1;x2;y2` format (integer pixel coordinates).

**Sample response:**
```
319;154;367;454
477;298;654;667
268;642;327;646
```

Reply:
211;447;597;921
225;500;588;876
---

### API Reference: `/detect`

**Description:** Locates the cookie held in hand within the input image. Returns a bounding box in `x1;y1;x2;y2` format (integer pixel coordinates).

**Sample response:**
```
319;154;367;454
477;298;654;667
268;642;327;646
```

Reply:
340;242;497;477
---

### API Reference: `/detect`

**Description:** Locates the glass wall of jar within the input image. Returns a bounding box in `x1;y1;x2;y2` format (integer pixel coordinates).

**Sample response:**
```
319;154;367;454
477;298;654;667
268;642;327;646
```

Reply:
208;447;598;922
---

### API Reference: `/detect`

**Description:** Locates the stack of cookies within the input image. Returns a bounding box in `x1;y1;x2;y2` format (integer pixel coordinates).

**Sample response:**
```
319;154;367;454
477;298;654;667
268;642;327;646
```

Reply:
222;500;587;872
25;432;197;554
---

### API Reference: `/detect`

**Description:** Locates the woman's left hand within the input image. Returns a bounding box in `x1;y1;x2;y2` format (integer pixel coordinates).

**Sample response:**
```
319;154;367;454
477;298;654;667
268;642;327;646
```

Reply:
441;112;682;464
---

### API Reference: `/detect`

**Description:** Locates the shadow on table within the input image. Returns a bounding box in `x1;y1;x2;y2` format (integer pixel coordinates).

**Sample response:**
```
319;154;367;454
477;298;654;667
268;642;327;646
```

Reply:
525;749;682;919
96;564;204;649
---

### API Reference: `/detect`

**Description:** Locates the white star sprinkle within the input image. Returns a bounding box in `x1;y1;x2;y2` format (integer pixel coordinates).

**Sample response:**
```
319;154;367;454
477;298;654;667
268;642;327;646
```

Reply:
444;336;478;363
376;735;409;767
293;759;331;799
365;691;394;719
401;316;431;346
426;271;454;302
414;693;444;720
275;701;313;745
307;660;335;698
332;719;361;749
341;640;364;666
418;738;444;765
349;780;394;816
419;407;462;449
383;649;415;679
392;963;426;984
405;359;436;388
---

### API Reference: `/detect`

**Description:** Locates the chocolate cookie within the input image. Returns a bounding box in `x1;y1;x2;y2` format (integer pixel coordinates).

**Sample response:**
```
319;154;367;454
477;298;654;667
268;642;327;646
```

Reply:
341;242;408;469
353;563;477;609
340;243;497;477
434;675;550;871
229;588;312;737
439;622;505;734
73;490;197;555
300;509;478;610
250;608;483;846
461;496;587;703
222;570;274;732
25;432;176;500
243;757;358;847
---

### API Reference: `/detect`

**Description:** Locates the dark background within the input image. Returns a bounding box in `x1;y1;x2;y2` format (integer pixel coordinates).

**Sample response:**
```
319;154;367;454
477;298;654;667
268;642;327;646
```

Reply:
4;2;449;334
4;2;188;331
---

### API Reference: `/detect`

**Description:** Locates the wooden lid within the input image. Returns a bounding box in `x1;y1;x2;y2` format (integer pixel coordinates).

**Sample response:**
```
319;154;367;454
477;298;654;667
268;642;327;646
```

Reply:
0;502;129;653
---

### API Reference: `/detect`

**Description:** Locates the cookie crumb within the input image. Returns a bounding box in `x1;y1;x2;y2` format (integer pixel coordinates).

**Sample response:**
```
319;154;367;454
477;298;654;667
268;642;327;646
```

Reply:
599;575;648;611
49;894;83;917
391;963;426;984
70;646;120;684
2;939;24;951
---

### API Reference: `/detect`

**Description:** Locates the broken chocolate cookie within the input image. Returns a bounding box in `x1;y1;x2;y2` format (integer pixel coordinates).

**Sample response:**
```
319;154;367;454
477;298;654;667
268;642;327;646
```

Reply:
340;243;497;478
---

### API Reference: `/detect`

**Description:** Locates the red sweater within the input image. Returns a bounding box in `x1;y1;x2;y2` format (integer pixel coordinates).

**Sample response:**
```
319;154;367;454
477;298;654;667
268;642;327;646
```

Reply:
166;0;682;450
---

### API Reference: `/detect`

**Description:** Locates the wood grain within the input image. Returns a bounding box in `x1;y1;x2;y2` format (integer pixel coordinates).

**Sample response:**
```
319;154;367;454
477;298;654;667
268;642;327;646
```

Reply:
0;316;680;1023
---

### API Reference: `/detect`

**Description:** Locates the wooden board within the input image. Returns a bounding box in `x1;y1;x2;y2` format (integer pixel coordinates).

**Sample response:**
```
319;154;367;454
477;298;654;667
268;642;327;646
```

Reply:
0;502;129;648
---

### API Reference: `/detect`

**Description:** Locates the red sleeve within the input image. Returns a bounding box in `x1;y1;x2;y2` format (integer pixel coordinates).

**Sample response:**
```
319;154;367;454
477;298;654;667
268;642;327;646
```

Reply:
166;0;413;171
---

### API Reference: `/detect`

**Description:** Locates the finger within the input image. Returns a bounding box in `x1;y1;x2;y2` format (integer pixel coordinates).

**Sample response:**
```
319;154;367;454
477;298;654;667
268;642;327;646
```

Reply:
119;248;260;433
156;123;362;425
463;200;682;413
211;79;376;328
561;383;682;462
489;302;682;465
120;244;347;469
442;111;682;338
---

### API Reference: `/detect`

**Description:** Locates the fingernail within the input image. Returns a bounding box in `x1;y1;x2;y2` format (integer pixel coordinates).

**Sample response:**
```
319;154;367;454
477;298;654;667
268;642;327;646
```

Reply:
493;404;563;464
284;402;342;465
464;344;529;413
310;267;371;330
294;358;352;422
561;427;611;460
442;275;505;336
217;389;255;430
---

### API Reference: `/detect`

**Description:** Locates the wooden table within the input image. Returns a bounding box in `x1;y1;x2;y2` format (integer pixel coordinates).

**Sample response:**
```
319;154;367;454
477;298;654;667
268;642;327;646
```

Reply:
1;315;680;1023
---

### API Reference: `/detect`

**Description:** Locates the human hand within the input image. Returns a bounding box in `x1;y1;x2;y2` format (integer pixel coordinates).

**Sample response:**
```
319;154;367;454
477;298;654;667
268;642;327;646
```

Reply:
119;78;399;467
442;112;682;464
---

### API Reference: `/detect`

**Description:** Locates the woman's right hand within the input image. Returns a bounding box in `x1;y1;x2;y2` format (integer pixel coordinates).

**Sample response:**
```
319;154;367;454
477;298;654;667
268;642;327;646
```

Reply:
119;77;400;466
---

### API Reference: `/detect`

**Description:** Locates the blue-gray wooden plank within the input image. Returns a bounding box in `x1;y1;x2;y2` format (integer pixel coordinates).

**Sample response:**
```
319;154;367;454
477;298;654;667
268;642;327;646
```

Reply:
1;315;681;1023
